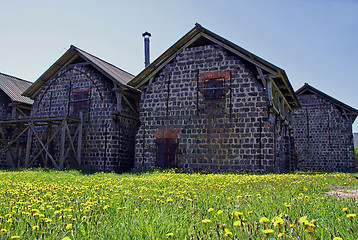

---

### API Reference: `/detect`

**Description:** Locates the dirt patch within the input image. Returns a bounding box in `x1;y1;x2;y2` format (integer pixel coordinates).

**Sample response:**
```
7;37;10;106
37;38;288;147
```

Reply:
325;186;358;199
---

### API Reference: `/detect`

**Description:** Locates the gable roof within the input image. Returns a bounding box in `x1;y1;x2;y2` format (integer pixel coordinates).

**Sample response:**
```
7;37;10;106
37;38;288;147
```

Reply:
128;23;300;109
0;72;33;105
23;45;135;98
296;83;358;123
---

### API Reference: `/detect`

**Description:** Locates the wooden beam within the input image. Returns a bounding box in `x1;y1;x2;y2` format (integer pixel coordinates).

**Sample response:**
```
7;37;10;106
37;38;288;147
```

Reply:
59;120;66;170
256;66;267;89
64;121;77;159
77;112;83;167
25;127;32;168
28;122;60;170
63;123;81;166
0;126;29;154
122;95;139;116
113;88;141;100
30;121;64;166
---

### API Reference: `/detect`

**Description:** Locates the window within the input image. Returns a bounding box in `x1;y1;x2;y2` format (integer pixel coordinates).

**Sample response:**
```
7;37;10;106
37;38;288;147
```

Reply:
204;78;225;101
73;89;90;113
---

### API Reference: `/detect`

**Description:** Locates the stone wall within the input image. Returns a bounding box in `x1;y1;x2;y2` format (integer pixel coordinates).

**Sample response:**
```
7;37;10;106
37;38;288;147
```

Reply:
0;91;11;167
292;92;355;171
135;44;293;172
30;64;138;171
0;90;11;121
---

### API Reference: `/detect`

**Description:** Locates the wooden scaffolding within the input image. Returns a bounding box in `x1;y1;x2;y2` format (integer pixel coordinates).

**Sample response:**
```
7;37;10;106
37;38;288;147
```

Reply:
0;114;83;170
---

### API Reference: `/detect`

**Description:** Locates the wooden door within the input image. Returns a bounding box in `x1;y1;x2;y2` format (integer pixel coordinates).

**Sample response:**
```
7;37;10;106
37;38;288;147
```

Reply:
157;138;178;168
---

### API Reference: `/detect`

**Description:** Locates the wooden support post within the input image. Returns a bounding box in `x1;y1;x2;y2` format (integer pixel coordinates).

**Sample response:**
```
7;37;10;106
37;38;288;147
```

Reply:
0;126;29;155
64;124;80;165
25;126;32;168
77;112;83;167
28;122;60;170
30;122;64;166
59;120;66;170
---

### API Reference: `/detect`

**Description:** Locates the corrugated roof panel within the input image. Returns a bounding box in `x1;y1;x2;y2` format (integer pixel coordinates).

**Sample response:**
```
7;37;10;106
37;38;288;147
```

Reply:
0;72;34;105
23;46;135;98
74;47;134;85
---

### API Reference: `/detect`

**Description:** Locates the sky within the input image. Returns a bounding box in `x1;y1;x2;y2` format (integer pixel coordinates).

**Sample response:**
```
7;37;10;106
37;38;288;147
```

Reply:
1;0;358;131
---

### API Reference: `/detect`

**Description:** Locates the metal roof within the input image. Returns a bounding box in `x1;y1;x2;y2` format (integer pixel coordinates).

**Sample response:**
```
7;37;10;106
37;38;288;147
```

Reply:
23;45;135;98
0;72;34;105
128;23;300;109
296;83;358;123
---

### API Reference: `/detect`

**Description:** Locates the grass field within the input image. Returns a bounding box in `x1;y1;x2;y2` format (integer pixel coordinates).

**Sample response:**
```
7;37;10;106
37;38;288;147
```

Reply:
0;169;357;239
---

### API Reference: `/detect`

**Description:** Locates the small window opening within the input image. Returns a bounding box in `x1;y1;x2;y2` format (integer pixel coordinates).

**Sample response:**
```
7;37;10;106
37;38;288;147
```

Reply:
204;78;225;101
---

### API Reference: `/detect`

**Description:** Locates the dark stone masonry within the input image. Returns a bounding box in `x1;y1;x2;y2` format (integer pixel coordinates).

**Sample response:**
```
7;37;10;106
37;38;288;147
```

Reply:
0;24;357;172
292;84;357;171
133;43;296;172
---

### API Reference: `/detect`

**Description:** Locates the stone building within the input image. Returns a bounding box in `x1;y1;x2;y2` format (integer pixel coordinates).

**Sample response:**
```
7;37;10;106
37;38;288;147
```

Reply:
0;72;33;167
21;45;140;171
0;72;33;119
292;84;358;171
129;24;300;172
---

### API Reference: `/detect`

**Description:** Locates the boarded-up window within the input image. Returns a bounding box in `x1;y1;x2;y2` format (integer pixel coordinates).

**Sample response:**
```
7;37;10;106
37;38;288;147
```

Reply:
157;138;178;168
73;89;90;113
204;78;224;100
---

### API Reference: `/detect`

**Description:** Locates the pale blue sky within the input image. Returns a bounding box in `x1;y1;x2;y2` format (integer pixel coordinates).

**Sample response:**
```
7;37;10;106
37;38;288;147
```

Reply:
1;0;358;131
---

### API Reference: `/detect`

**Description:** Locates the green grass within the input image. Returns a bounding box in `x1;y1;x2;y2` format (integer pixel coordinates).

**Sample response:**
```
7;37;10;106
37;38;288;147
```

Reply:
0;169;357;239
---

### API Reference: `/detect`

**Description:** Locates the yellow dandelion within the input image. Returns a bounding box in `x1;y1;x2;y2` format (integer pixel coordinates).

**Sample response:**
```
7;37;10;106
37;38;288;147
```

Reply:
32;225;39;230
217;210;223;215
65;224;72;230
233;220;242;227
333;237;343;240
62;237;71;240
278;232;285;237
208;208;214;212
224;228;233;237
342;208;348;213
346;214;356;219
234;211;243;217
202;219;212;223
1;229;7;233
299;216;309;225
262;229;274;235
272;216;284;226
166;233;174;237
10;236;20;239
259;216;270;224
248;211;253;214
102;205;110;210
305;227;316;233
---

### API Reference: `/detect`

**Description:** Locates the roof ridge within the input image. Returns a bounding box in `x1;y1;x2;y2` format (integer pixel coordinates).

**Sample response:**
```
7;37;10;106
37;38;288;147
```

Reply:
0;72;33;84
70;45;135;77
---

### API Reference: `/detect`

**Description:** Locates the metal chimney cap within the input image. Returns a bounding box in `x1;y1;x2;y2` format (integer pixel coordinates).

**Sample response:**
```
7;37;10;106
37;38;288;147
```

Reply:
142;32;151;37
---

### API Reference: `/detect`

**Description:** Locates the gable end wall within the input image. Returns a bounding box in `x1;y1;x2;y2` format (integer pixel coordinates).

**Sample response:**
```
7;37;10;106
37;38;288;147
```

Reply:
135;45;294;172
